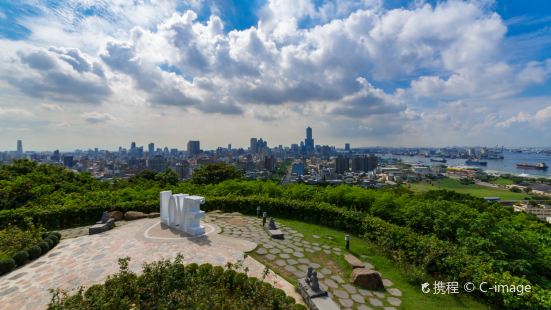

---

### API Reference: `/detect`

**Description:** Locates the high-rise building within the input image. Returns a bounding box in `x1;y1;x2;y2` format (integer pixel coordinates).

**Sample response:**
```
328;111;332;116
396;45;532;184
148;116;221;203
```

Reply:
305;127;314;151
131;142;136;150
148;143;155;157
345;143;350;152
147;155;167;172
335;156;350;174
228;144;232;150
16;140;23;154
63;155;74;168
351;155;378;172
51;150;61;162
264;155;276;172
250;138;258;153
187;140;201;156
174;162;190;179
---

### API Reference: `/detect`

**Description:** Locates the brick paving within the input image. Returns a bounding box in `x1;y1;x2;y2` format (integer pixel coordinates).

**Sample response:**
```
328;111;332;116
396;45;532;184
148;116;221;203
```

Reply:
0;216;300;310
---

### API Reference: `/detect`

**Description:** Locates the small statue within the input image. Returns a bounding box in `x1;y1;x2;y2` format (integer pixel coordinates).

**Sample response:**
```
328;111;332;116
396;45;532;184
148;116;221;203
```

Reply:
101;211;110;223
306;267;313;284
310;271;320;292
268;218;277;230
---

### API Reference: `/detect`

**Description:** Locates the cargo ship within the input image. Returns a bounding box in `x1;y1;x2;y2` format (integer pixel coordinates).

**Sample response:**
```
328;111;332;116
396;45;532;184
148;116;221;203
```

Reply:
430;158;447;163
465;159;487;166
516;162;548;170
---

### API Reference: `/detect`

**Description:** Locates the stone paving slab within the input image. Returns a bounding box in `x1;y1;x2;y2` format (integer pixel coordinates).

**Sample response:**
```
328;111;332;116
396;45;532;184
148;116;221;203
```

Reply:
0;217;300;309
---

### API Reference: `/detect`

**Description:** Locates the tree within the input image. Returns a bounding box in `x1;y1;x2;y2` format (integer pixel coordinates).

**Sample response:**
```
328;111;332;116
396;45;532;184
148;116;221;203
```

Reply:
190;163;242;185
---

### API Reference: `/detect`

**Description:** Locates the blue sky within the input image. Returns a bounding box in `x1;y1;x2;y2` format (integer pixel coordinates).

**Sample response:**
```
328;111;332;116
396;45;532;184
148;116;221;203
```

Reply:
1;0;551;150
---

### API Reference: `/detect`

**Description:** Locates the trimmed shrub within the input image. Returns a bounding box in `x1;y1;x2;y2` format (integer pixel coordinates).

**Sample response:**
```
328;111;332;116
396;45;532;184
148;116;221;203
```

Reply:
45;237;54;248
0;258;16;275
28;245;42;259
38;241;50;253
50;232;61;240
12;250;29;266
47;234;59;245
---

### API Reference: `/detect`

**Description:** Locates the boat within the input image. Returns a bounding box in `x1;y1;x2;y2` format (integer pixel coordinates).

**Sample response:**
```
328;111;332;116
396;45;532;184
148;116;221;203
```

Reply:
516;162;548;170
430;158;447;163
465;159;487;166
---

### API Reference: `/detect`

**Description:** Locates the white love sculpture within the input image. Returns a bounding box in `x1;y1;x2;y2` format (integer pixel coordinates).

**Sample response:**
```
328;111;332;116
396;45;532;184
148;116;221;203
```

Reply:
160;190;205;236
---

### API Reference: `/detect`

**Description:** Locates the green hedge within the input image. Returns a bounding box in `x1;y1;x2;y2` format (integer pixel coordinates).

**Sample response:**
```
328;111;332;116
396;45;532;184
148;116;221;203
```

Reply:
0;200;158;229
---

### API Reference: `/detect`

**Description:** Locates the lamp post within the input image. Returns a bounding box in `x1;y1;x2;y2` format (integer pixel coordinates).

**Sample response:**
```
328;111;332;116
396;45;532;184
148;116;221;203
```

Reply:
257;206;261;218
345;234;350;250
262;212;267;226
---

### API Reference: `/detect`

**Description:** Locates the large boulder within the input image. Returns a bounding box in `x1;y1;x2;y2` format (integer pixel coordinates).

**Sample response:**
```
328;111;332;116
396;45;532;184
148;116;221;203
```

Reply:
344;254;365;269
109;211;124;221
148;212;160;218
351;268;384;290
124;211;148;221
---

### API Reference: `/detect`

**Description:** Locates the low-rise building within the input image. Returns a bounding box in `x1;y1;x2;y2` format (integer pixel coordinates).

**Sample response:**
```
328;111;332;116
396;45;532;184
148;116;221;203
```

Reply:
513;203;551;221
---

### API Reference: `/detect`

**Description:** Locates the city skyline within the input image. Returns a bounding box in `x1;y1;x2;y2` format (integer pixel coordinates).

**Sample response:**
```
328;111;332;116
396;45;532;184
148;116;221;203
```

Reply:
1;1;551;149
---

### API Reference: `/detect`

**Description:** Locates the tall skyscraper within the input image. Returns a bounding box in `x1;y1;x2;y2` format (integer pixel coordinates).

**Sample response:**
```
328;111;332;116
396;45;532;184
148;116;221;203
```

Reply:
148;143;155;157
187;140;201;156
345;143;350;152
305;127;314;152
250;138;258;153
130;142;136;150
17;140;23;154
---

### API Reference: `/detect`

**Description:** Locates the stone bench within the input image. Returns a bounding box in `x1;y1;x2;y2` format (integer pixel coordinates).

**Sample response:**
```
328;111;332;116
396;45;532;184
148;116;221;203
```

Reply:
89;218;115;235
266;229;284;239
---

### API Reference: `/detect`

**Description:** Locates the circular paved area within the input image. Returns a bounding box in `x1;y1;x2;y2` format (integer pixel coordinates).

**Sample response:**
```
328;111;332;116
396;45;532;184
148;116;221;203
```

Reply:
209;212;403;309
0;217;300;310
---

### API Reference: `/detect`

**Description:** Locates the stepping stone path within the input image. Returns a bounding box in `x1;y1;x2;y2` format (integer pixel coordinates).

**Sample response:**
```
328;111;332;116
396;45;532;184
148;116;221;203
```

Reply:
210;212;403;308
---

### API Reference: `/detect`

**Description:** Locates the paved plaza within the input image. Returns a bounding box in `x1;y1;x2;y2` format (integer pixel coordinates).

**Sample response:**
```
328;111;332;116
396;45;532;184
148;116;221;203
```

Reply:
0;215;299;310
0;211;403;309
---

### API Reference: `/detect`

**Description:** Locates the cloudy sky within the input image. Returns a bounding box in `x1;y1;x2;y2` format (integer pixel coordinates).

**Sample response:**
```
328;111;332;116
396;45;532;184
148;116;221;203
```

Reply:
1;0;551;151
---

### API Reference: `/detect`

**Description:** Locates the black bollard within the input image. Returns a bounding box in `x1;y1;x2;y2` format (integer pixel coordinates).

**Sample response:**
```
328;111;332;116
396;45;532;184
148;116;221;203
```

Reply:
345;234;350;250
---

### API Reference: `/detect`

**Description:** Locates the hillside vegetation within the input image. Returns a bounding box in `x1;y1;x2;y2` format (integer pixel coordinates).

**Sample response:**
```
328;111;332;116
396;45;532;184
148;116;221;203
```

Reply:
1;160;550;309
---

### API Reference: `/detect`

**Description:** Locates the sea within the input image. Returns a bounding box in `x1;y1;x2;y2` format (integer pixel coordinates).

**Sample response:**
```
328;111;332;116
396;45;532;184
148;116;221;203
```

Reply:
381;151;551;178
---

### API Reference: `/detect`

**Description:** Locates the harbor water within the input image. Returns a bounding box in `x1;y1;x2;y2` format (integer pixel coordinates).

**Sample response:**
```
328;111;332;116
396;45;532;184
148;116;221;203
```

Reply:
383;151;551;178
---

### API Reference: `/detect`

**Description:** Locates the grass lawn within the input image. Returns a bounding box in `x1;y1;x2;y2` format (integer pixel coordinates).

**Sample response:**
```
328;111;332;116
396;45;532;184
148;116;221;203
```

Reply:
407;178;528;200
491;177;515;186
277;219;490;310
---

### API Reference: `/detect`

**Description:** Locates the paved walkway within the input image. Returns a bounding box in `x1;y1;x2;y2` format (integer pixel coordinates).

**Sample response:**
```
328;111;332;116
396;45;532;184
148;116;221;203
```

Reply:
209;212;403;309
0;217;300;309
